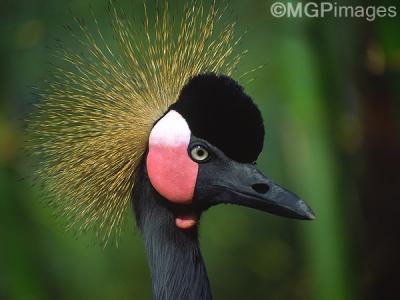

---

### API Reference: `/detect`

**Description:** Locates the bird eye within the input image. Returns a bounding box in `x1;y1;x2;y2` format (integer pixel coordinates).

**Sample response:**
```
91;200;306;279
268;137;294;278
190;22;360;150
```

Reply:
190;145;209;162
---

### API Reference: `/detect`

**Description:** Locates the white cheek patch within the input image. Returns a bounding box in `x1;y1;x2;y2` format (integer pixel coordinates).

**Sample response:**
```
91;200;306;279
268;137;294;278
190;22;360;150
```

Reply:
149;110;191;146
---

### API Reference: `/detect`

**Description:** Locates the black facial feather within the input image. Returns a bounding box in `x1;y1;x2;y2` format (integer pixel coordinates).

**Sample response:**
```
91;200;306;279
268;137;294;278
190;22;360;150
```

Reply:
171;73;265;163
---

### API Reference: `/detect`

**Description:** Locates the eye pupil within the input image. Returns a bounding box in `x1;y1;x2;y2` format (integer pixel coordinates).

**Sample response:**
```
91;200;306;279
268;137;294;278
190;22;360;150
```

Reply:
197;149;204;156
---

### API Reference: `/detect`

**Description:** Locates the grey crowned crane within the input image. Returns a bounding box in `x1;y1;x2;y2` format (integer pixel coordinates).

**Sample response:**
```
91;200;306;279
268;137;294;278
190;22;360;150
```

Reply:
27;2;314;299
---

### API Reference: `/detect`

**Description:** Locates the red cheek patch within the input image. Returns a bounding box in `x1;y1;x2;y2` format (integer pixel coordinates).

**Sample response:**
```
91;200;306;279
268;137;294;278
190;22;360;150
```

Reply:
146;110;198;204
147;143;198;203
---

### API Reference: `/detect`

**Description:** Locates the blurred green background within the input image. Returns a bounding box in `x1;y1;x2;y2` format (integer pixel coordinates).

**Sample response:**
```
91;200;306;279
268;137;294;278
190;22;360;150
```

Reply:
1;0;400;299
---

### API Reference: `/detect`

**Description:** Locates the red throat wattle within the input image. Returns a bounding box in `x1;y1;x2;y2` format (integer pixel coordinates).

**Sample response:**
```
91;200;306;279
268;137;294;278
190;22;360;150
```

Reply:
175;213;198;229
146;110;199;229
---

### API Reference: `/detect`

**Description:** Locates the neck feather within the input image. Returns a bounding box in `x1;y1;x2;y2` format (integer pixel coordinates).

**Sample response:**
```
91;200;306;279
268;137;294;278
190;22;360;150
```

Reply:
132;161;212;300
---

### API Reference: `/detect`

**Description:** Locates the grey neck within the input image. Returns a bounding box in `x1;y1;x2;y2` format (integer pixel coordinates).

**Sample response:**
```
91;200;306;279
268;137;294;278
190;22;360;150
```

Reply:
132;164;212;300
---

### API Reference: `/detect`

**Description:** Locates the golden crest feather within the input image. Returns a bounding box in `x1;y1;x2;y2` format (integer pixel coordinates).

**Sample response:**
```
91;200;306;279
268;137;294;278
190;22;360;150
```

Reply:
27;0;243;244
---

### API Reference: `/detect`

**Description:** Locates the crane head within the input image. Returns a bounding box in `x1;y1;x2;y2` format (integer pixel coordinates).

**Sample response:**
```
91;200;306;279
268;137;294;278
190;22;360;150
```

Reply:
28;2;314;242
146;73;315;229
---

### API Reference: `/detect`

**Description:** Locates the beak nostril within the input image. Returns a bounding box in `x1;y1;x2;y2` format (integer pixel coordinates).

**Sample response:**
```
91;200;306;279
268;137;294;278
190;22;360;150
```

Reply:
252;183;270;194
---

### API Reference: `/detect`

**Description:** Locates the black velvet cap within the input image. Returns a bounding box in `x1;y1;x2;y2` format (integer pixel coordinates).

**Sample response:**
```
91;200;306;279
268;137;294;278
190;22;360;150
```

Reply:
170;73;265;163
